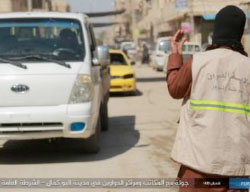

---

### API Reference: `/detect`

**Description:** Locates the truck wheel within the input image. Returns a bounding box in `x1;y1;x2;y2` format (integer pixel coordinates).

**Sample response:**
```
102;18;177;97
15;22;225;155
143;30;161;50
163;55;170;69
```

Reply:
83;115;101;153
101;101;109;131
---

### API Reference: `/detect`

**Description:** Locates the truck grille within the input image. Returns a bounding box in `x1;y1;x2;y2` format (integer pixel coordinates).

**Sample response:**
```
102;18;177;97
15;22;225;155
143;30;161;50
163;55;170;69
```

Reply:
0;122;64;133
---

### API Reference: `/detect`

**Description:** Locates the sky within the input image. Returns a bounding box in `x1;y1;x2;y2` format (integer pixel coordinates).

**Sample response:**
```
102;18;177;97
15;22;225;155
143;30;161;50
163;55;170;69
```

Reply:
66;0;115;34
67;0;115;13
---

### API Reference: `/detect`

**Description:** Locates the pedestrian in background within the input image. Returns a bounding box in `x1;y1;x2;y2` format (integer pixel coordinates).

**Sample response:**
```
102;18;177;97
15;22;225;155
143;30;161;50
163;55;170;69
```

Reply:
141;43;149;64
167;5;249;192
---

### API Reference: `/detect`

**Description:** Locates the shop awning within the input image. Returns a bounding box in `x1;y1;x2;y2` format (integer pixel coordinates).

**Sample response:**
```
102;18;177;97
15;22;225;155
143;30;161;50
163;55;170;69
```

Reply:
202;14;216;20
203;13;250;20
246;13;250;19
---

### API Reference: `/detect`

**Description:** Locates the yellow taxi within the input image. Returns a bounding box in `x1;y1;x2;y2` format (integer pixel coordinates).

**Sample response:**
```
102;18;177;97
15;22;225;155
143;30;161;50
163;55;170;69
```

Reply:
109;49;136;94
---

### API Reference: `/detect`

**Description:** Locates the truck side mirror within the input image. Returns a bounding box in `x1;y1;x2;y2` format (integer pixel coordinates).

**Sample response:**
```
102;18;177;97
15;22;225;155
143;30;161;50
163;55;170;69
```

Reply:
93;45;110;66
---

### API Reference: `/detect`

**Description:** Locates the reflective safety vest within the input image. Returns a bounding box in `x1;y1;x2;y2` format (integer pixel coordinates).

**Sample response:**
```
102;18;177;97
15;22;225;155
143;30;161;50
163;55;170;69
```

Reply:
171;48;250;176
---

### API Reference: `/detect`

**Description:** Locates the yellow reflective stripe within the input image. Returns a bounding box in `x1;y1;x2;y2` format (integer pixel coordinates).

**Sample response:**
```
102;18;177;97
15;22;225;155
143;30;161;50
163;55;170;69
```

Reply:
191;106;250;116
190;99;250;116
190;99;250;110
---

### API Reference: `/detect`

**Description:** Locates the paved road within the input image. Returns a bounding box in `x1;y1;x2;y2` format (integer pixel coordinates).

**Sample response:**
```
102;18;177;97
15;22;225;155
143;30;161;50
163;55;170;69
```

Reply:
0;64;182;192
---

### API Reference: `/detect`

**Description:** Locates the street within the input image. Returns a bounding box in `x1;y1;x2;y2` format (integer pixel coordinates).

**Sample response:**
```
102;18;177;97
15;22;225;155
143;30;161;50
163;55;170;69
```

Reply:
0;64;182;192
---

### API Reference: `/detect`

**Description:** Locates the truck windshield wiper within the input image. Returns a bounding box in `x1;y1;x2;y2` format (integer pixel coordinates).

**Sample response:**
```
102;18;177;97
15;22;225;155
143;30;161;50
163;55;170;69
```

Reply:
0;57;27;69
9;55;71;69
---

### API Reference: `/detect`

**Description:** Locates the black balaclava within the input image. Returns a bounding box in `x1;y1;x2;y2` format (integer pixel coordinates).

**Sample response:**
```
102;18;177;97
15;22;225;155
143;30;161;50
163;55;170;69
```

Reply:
212;5;247;55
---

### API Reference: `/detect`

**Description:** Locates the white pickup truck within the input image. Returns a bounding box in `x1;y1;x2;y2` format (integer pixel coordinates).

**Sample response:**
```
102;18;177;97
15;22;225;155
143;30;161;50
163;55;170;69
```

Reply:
0;12;110;153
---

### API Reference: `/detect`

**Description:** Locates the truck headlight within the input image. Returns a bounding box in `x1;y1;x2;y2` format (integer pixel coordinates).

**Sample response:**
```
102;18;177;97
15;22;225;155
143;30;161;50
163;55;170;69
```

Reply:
69;74;93;104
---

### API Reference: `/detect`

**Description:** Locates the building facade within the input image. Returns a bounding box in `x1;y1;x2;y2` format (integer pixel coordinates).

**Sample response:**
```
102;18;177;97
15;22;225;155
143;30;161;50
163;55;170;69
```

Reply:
0;0;69;13
50;0;70;12
0;0;26;12
112;0;142;43
137;0;248;44
112;0;249;47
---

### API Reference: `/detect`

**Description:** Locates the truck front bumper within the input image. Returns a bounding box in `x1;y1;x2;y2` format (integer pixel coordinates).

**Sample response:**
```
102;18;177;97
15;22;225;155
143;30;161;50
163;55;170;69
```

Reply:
0;103;96;140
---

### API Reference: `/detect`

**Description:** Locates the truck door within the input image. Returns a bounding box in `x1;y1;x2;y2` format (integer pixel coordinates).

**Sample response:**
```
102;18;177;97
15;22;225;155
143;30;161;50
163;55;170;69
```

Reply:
89;24;110;102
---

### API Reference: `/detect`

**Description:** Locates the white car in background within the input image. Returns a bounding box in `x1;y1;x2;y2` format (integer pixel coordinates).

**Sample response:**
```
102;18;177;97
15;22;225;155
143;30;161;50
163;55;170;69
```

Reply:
182;42;202;61
120;41;137;65
163;42;202;73
152;37;171;71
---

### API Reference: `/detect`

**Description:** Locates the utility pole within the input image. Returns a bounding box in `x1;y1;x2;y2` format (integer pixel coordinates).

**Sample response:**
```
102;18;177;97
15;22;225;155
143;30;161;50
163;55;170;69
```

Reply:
189;0;195;41
27;0;32;11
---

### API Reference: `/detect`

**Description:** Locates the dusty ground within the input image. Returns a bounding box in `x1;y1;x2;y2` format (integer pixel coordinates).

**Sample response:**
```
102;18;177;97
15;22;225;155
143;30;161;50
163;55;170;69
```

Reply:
0;64;182;192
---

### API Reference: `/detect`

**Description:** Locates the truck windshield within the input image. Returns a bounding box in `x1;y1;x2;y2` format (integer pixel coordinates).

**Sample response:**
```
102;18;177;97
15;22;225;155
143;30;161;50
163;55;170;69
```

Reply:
0;18;85;62
159;40;170;52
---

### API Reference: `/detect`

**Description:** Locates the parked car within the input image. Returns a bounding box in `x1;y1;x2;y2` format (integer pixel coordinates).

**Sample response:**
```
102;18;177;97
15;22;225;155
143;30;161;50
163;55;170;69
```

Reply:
0;12;111;153
120;41;137;65
152;37;171;71
109;49;136;95
163;42;202;73
182;42;202;62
